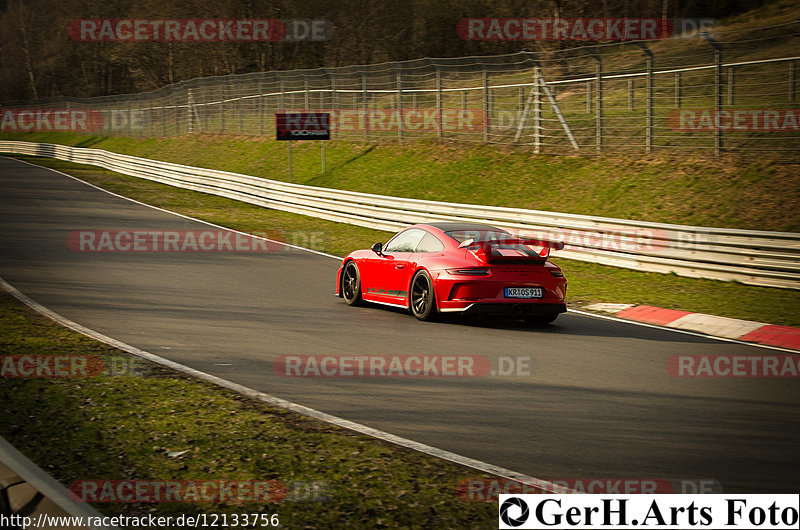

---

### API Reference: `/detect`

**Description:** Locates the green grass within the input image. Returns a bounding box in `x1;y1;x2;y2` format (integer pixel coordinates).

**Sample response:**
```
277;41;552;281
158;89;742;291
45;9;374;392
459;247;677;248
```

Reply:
0;290;498;528
2;131;799;232
8;154;800;327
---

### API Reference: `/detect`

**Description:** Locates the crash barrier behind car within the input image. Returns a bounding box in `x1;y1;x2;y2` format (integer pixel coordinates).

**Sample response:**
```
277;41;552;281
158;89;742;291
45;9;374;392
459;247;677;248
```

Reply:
2;140;799;290
0;435;118;530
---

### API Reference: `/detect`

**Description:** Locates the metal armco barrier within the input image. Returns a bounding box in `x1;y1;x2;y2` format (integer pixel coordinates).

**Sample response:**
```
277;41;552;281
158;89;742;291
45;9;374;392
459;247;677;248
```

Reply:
0;435;118;529
2;140;799;290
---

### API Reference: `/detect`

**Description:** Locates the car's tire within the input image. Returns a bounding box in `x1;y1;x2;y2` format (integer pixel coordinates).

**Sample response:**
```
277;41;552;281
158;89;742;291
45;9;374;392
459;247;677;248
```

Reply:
341;261;363;306
410;270;437;321
523;313;559;326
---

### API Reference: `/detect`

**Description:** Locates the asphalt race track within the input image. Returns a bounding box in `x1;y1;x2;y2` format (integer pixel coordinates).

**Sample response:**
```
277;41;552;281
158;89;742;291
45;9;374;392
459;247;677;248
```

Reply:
1;156;798;493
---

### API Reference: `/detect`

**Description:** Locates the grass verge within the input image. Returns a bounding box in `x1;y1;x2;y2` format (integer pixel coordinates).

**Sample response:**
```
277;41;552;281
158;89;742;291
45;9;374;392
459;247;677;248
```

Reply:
2;131;798;232
6;154;800;328
0;289;497;528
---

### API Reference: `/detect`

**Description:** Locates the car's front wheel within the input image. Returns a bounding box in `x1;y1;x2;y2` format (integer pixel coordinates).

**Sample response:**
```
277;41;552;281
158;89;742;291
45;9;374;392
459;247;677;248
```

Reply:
523;313;559;326
341;261;363;306
410;270;437;321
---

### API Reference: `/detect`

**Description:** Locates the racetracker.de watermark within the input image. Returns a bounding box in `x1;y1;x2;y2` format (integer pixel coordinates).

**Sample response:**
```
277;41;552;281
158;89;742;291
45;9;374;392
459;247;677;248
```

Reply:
668;109;800;132
279;108;486;132
67;230;286;253
666;355;800;378
69;480;286;503
68;19;333;42
0;355;147;378
458;18;671;41
273;355;532;377
458;478;722;502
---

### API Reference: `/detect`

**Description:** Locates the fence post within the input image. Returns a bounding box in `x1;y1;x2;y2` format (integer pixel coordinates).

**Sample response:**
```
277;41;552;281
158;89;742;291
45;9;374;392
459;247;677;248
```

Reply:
304;77;310;111
220;83;225;133
238;82;244;133
161;96;167;136
628;79;634;110
175;89;180;135
330;72;337;139
396;71;403;142
461;90;466;112
436;67;443;140
483;69;489;143
790;61;797;102
279;78;285;111
362;72;369;141
258;77;264;135
702;33;722;156
675;72;681;108
534;66;542;154
637;42;654;154
592;53;603;152
187;89;194;134
586;82;591;113
727;67;735;106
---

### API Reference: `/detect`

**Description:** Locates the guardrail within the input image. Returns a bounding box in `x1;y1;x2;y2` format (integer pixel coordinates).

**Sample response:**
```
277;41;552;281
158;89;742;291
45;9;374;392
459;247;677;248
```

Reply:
0;435;118;530
2;140;799;290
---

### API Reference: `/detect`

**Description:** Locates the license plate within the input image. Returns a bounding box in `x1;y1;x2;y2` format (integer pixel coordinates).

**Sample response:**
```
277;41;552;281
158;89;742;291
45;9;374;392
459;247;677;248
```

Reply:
505;287;543;299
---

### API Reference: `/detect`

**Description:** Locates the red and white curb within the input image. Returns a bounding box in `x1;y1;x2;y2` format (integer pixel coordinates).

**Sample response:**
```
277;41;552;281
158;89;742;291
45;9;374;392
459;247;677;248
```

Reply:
585;303;800;351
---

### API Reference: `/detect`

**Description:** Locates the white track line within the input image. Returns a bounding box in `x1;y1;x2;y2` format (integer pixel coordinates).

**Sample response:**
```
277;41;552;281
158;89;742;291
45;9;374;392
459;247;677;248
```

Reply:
0;277;560;490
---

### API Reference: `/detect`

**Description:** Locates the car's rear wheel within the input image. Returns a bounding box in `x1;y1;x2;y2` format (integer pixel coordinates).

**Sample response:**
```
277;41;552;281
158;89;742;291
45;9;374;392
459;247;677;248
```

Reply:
523;313;559;326
341;261;363;306
410;270;437;321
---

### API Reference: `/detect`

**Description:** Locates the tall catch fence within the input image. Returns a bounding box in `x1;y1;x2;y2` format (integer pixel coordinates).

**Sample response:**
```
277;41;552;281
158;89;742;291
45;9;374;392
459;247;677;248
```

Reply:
2;21;800;157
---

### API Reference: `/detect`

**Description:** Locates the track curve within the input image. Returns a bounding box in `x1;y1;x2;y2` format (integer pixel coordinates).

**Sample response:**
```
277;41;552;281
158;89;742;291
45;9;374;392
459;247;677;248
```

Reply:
1;156;798;492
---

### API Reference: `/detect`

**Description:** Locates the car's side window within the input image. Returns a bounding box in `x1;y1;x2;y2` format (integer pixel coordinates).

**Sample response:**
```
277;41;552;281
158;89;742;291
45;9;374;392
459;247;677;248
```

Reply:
383;229;426;253
415;232;445;253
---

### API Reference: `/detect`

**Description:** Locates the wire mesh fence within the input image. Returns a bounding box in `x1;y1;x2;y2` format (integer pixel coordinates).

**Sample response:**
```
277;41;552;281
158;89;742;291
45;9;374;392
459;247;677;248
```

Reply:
2;21;799;158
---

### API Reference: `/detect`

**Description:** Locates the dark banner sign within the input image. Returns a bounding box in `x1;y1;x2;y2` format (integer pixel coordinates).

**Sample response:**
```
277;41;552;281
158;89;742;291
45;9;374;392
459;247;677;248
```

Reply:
276;112;330;140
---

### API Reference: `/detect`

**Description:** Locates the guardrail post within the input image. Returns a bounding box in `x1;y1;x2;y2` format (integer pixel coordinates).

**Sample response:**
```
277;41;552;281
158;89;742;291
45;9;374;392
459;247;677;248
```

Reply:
727;66;735;106
483;69;490;143
436;67;443;140
790;61;796;102
675;72;681;108
396;71;403;142
702;33;723;156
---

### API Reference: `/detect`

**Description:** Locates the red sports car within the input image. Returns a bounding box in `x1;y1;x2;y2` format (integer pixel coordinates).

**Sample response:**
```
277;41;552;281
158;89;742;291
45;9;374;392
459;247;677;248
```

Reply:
335;222;567;324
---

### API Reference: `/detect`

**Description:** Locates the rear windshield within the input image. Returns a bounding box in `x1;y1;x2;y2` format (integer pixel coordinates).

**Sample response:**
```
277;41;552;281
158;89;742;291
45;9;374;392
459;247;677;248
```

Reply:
443;229;514;244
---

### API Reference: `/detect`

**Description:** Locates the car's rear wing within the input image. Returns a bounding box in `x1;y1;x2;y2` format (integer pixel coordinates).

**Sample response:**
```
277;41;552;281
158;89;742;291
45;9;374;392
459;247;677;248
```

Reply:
459;237;565;263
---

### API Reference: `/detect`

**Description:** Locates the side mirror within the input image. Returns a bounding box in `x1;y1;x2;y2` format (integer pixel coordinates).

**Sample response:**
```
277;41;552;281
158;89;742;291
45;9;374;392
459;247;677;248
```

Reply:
371;242;383;254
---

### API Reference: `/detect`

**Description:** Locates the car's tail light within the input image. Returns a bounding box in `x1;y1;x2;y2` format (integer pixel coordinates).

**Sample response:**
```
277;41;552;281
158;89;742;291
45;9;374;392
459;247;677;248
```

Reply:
550;270;564;277
446;267;490;276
